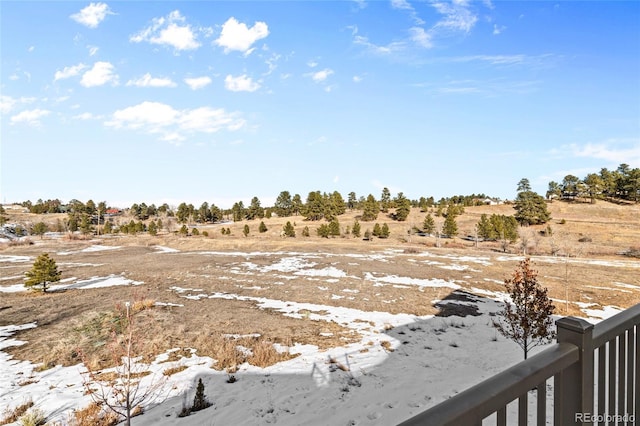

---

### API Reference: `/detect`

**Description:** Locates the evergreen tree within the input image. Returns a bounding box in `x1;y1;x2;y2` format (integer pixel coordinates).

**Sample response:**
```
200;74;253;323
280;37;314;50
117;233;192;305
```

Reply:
274;191;293;217
25;253;61;293
352;220;361;237
221;227;227;235
179;225;189;236
148;221;158;236
283;221;296;237
176;203;190;224
259;221;268;233
423;213;435;234
328;219;340;237
380;187;391;212
191;228;200;236
292;194;303;215
514;179;551;225
80;214;94;235
246;197;264;220
393;192;411;221
380;223;390;239
494;258;555;360
231;201;246;222
0;205;9;226
209;204;222;223
347;192;357;210
243;224;250;237
302;226;310;237
372;223;381;237
32;222;48;238
191;378;211;412
303;191;326;221
330;191;346;216
361;194;379;221
317;224;330;238
443;213;458;237
103;221;113;234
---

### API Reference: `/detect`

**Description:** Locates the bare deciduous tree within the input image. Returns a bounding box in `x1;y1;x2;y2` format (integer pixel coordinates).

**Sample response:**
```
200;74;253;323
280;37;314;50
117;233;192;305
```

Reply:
494;258;556;359
81;302;166;425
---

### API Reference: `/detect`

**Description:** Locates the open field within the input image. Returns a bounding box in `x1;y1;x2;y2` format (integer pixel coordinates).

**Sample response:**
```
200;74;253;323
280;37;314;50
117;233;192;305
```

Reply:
1;201;639;424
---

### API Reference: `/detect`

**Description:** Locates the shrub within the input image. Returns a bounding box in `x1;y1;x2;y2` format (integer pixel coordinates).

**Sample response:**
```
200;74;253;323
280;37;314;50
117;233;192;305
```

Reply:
18;409;45;426
191;378;212;412
1;400;34;425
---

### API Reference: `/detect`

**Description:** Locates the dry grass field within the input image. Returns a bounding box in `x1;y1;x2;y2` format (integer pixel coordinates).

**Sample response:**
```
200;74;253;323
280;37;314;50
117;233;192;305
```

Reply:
1;200;639;375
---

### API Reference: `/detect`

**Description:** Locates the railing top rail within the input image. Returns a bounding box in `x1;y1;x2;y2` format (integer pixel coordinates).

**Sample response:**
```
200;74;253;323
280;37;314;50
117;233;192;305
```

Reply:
397;343;579;426
592;302;640;347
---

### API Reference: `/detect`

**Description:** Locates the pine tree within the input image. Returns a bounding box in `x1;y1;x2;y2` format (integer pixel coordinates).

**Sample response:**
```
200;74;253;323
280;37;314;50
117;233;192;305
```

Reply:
372;223;381;237
423;213;435;235
191;378;211;412
25;253;61;293
179;225;189;236
352;220;361;237
191;228;200;236
443;213;458;237
393;193;411;221
302;226;310;237
243;224;250;237
148;221;158;236
283;221;296;237
259;221;268;233
514;178;551;225
328;219;340;237
380;223;390;239
317;224;330;238
361;194;379;221
0;205;9;226
494;258;555;360
380;187;391;212
32;222;49;239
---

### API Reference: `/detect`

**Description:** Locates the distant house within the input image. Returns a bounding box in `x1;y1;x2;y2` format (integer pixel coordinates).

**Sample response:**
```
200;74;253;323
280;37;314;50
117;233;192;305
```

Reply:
482;198;502;206
106;208;122;215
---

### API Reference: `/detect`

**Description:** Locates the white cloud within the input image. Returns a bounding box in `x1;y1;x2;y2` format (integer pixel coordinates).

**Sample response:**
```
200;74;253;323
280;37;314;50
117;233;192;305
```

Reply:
391;0;413;10
569;141;640;167
224;74;260;92
28;46;35;52
493;24;506;35
105;101;245;143
353;75;363;83
80;62;118;87
431;1;478;33
126;73;177;88
309;68;334;83
307;60;319;68
88;45;99;56
9;74;19;81
10;109;50;126
130;10;201;52
184;76;212;90
215;17;269;55
54;63;87;81
354;34;406;55
70;2;113;28
409;27;433;48
0;95;16;114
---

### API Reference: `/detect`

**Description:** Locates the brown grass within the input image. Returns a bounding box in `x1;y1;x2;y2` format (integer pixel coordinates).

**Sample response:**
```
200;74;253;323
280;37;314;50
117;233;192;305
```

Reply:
162;365;188;376
1;201;639;377
69;403;119;426
0;399;33;425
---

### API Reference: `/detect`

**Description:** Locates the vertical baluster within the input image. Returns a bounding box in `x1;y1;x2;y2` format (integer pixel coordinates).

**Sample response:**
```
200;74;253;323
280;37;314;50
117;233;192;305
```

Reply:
609;337;618;420
497;406;506;426
627;329;634;425
519;394;527;426
554;373;562;425
537;381;546;426
598;345;607;426
619;332;626;421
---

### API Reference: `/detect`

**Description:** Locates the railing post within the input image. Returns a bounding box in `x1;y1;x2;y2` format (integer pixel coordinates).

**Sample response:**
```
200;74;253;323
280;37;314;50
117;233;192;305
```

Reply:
556;317;595;425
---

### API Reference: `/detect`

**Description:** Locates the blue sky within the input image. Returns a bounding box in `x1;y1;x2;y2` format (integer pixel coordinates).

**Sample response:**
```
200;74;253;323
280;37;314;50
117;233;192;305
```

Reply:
1;1;639;208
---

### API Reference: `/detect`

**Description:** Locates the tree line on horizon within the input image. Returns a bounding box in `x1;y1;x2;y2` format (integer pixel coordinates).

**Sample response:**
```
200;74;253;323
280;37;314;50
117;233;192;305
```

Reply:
546;163;640;203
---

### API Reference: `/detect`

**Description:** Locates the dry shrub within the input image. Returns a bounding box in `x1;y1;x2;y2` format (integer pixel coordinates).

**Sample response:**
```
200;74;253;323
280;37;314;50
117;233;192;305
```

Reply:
624;247;640;258
246;340;296;368
163;365;188;376
0;400;33;425
65;233;92;241
16;408;45;426
131;298;155;312
69;402;119;426
380;341;394;352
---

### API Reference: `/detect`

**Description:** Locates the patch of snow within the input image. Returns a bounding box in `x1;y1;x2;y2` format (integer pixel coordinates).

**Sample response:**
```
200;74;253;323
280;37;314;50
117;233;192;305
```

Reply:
582;305;623;320
0;255;31;263
57;245;121;255
364;272;460;290
153;246;179;253
154;302;184;307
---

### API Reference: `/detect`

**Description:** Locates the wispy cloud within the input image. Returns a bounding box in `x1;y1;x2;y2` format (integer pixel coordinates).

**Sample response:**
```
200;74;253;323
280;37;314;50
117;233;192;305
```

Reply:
409;27;432;48
54;63;87;81
215;17;269;55
425;78;540;96
130;10;203;52
10;109;51;126
308;68;334;83
556;140;640;167
224;74;260;92
184;76;212;90
126;73;177;88
431;0;478;33
80;62;118;87
70;2;113;28
493;24;506;35
105;101;245;144
354;34;406;55
73;112;102;120
1;95;37;114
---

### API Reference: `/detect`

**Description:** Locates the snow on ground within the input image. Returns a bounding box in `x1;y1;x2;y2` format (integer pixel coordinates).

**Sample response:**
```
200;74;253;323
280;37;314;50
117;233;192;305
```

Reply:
0;275;142;293
1;248;637;425
57;245;121;255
